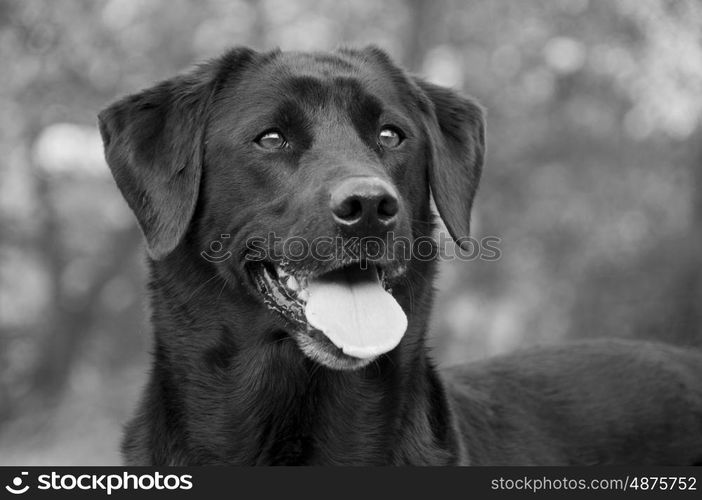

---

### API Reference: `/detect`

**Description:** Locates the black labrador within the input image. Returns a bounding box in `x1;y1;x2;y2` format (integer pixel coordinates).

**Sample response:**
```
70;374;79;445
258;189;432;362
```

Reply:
98;46;702;465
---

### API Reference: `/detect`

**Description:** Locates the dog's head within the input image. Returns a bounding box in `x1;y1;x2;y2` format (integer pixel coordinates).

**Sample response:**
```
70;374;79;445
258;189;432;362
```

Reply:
99;46;485;370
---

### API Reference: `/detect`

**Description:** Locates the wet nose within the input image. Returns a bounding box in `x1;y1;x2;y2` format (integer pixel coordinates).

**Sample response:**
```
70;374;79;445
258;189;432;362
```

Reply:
330;177;399;235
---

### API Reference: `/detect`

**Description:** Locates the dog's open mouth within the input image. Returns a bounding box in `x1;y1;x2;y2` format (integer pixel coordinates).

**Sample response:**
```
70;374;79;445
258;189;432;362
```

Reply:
249;260;408;364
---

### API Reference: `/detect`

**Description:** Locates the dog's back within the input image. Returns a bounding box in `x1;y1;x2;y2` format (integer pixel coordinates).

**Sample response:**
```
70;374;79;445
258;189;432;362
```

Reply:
445;339;702;465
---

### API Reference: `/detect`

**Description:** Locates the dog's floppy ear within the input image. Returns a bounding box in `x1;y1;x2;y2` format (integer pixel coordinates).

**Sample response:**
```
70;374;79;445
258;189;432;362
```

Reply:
98;48;255;259
415;79;486;246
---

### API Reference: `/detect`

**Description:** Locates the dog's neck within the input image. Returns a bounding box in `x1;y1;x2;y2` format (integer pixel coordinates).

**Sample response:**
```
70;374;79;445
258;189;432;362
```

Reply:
122;250;464;465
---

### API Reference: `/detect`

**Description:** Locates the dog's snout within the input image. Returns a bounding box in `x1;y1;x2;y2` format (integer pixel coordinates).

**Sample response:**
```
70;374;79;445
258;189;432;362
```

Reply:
330;177;399;234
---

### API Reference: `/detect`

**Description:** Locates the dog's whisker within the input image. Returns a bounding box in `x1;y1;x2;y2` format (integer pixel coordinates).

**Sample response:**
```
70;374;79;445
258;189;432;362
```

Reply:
271;335;294;345
308;359;323;380
216;277;229;304
396;275;416;313
371;358;382;378
184;272;222;304
406;265;431;284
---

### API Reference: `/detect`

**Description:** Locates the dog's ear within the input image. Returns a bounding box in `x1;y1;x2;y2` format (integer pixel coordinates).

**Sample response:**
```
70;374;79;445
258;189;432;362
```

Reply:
98;48;256;259
414;79;486;246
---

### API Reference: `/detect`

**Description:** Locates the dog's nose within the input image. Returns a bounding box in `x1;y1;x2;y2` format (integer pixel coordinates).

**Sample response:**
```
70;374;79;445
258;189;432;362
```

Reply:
330;177;399;234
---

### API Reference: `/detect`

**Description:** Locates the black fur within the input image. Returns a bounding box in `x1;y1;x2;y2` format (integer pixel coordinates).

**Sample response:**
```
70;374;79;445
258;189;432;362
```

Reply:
99;46;702;465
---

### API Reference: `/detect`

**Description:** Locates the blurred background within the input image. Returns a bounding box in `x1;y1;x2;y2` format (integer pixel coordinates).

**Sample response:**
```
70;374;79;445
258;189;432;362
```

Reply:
1;0;701;464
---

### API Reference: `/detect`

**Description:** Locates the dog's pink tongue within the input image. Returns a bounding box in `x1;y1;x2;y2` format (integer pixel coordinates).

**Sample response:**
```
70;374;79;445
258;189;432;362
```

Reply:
304;266;407;359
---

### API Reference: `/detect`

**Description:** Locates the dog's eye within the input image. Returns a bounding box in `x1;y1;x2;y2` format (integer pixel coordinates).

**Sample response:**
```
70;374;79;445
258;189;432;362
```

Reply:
256;130;287;150
378;127;403;148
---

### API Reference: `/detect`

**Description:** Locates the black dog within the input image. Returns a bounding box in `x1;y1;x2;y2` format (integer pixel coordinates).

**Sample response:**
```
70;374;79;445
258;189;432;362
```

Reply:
99;46;702;465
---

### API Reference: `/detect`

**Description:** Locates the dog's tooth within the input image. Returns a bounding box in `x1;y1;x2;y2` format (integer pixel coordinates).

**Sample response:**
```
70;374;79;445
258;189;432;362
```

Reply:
298;289;309;302
277;266;289;278
286;276;299;291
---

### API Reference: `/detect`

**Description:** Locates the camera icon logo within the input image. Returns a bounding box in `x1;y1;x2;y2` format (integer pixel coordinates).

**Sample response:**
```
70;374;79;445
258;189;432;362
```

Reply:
5;472;29;494
201;234;232;263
